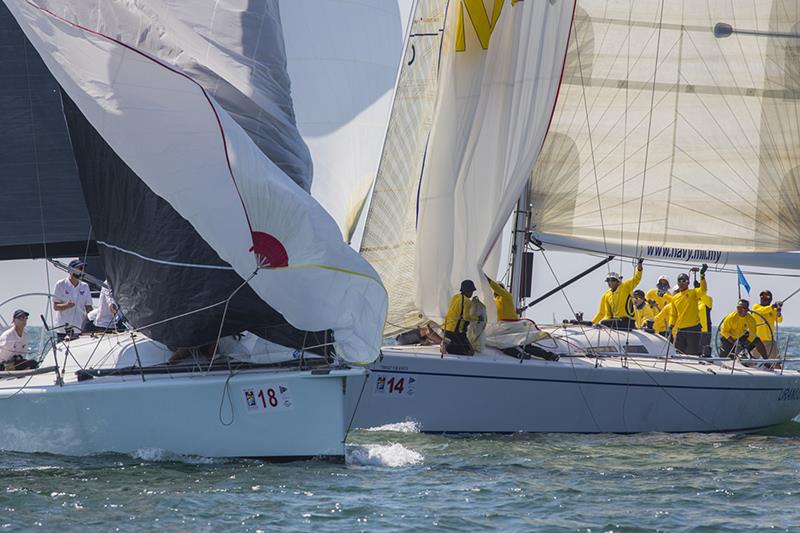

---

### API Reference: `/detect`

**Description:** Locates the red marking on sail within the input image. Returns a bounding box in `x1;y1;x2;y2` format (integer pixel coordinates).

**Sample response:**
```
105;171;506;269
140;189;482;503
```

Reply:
249;231;288;268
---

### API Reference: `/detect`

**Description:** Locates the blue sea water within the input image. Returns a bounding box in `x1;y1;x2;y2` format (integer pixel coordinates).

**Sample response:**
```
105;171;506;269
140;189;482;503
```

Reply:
2;331;799;532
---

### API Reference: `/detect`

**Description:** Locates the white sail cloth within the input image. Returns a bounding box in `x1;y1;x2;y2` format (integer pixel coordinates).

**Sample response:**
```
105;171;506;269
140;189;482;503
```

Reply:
530;0;800;266
7;0;387;363
31;0;408;240
414;0;575;323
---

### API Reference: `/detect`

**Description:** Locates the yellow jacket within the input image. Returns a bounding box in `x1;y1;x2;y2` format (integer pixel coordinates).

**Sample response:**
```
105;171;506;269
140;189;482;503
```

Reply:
669;278;707;329
645;289;672;313
752;303;782;341
488;278;518;320
698;293;713;333
444;293;477;333
652;303;673;335
720;311;758;343
592;268;642;323
634;303;656;329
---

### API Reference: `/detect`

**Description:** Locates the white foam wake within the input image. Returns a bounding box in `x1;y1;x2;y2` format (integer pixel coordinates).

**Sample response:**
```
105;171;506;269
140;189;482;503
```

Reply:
130;448;218;464
364;421;420;433
346;443;423;467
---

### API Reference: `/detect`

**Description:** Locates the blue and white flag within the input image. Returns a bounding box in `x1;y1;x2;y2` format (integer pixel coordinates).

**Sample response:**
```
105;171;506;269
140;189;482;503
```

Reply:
736;266;751;295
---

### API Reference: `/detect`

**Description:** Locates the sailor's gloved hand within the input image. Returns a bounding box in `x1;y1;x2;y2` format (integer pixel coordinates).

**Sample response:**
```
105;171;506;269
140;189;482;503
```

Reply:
637;258;644;269
700;263;708;276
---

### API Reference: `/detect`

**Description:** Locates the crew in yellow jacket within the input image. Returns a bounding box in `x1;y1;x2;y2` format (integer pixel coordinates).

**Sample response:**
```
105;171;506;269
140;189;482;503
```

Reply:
443;280;478;355
632;289;656;329
652;301;674;337
592;258;643;330
719;299;767;359
669;265;708;355
752;289;783;357
487;277;518;320
697;284;713;357
645;275;672;312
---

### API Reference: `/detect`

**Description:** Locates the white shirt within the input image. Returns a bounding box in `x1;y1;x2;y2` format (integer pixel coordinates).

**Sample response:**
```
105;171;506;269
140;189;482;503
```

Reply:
91;286;117;328
53;277;92;329
0;327;29;363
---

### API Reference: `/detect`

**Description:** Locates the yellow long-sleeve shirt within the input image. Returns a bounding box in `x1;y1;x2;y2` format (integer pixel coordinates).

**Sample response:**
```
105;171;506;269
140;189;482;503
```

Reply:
444;293;477;333
652;303;673;335
634;303;656;329
698;293;713;333
645;289;672;313
669;278;707;329
720;311;758;343
592;268;642;323
487;278;518;320
752;304;782;341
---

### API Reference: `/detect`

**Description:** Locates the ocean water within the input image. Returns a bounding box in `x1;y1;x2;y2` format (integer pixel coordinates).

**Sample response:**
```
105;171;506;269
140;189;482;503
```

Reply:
2;332;800;532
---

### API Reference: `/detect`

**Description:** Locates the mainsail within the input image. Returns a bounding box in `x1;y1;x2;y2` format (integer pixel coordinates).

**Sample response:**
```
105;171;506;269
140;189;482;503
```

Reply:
6;0;387;362
530;0;800;268
361;0;575;333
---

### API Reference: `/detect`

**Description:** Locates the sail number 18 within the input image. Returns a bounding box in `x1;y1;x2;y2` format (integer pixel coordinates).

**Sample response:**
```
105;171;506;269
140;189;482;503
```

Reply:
243;384;293;413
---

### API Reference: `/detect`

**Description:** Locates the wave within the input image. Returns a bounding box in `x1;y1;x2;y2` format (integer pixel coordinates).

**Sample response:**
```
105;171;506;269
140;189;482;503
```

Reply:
346;443;423;467
363;421;420;433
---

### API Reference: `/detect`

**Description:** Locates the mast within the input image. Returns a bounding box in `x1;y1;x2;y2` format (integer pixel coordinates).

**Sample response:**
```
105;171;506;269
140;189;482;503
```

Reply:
510;185;530;307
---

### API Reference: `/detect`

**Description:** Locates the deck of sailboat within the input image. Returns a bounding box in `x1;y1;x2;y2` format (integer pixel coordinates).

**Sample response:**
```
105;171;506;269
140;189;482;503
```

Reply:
0;332;335;390
381;343;799;380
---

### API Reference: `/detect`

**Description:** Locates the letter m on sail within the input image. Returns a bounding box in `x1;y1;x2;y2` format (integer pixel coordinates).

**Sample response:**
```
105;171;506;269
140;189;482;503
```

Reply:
456;0;520;52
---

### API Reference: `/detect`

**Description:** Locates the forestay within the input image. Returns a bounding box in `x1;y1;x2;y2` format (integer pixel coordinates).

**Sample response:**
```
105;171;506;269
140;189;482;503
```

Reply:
7;0;387;363
530;0;800;267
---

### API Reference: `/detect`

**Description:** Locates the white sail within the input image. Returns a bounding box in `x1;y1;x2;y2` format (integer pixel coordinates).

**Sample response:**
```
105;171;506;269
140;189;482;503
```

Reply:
414;0;575;323
8;0;387;363
530;0;800;267
360;0;450;335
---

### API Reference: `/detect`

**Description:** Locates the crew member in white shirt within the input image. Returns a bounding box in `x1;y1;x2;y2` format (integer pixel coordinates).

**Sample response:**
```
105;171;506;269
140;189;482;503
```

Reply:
52;259;93;338
87;281;120;332
0;309;37;370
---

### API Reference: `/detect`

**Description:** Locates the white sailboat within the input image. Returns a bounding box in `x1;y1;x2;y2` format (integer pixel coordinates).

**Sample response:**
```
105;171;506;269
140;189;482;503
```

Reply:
350;0;800;433
0;0;405;458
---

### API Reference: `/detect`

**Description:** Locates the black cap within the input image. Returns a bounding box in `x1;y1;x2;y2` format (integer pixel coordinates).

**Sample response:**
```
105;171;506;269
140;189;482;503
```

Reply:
633;289;645;298
68;259;85;269
460;279;477;294
760;290;772;298
737;299;749;309
677;273;689;282
12;309;29;320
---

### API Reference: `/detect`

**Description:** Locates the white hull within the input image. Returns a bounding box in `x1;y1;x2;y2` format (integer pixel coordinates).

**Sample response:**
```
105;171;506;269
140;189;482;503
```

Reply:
349;326;800;433
0;334;363;459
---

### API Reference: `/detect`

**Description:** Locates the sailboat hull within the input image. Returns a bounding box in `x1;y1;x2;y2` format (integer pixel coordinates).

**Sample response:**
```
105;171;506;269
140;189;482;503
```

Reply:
349;347;800;434
0;336;363;459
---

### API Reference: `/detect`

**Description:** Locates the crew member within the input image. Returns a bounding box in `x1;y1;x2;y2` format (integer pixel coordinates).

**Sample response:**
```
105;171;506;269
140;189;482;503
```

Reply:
752;290;783;359
52;259;93;338
632;289;656;329
86;281;120;333
443;280;478;355
0;310;38;371
592;258;643;330
652;299;675;338
645;275;672;312
719;299;768;359
669;264;708;355
487;276;518;320
696;281;713;357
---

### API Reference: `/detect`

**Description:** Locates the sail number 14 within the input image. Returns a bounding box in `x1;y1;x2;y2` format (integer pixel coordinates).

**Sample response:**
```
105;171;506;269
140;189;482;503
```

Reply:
373;374;416;398
243;384;293;413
